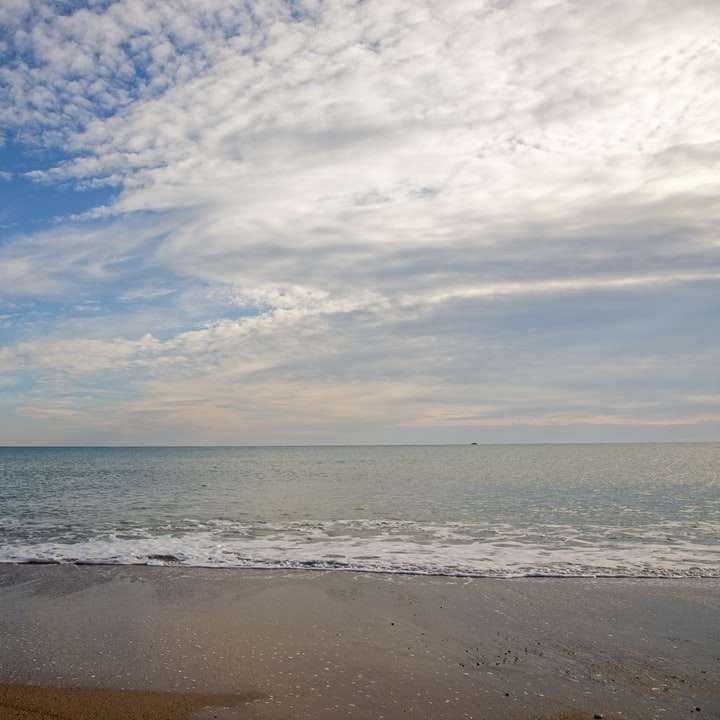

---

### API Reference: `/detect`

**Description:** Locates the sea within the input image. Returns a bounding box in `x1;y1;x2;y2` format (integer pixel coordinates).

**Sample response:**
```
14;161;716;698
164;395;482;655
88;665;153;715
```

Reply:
1;444;718;578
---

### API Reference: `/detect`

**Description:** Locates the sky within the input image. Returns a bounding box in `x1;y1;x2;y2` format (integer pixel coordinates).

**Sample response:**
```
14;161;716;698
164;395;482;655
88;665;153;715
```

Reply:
0;0;719;445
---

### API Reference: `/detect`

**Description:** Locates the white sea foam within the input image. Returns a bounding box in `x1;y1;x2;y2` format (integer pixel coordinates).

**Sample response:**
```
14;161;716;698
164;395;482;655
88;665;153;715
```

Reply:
1;519;718;578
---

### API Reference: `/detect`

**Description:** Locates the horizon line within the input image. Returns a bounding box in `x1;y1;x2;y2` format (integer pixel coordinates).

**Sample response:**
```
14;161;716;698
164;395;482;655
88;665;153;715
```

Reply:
0;440;717;449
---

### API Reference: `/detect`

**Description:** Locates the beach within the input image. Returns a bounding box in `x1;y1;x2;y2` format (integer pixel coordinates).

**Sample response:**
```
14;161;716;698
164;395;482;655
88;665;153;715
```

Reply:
0;566;717;719
3;0;720;714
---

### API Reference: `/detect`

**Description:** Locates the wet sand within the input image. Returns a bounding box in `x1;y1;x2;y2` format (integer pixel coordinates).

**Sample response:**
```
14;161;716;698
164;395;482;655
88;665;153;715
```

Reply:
0;566;717;719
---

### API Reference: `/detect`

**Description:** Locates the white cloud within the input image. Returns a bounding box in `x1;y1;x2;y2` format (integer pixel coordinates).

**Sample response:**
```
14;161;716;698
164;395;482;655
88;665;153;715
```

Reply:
1;0;719;441
404;271;720;307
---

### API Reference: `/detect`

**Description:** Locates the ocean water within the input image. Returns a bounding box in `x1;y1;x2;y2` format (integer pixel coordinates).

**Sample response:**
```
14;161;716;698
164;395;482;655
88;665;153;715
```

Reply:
0;444;718;578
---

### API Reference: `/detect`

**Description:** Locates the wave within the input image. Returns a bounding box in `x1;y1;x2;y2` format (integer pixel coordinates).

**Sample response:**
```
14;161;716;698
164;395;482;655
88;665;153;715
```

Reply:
1;519;718;578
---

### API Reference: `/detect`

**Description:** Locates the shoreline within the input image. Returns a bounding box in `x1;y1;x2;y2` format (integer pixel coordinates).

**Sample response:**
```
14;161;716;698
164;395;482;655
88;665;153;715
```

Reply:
0;565;717;719
3;559;720;580
3;559;718;580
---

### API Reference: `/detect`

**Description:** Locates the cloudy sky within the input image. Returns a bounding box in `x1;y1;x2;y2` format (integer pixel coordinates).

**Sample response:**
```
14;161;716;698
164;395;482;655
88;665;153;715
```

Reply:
0;0;719;445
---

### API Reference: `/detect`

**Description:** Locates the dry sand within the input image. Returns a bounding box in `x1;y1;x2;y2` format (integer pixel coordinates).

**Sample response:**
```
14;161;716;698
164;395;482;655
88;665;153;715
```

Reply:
0;565;717;719
0;684;260;720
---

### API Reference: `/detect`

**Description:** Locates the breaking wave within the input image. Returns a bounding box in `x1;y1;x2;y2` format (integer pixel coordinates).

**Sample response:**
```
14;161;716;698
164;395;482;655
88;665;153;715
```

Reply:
2;519;718;578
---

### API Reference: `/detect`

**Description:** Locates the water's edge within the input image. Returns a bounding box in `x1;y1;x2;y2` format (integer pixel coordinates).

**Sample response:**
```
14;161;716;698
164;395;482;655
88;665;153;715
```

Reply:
3;557;719;579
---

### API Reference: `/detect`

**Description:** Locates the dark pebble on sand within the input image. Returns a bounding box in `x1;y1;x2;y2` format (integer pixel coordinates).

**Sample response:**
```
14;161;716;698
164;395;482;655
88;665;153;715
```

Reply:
594;714;603;719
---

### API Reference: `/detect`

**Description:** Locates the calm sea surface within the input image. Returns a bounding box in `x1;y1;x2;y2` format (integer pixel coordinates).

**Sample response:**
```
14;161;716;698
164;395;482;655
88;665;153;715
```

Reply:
1;444;718;577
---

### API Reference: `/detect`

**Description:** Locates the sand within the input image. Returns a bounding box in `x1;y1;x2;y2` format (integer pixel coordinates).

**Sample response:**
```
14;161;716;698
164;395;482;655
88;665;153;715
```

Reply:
0;565;717;719
0;684;261;720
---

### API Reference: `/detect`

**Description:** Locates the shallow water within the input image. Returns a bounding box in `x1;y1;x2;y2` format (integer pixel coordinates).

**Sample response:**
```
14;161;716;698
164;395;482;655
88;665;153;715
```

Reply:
1;444;718;577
